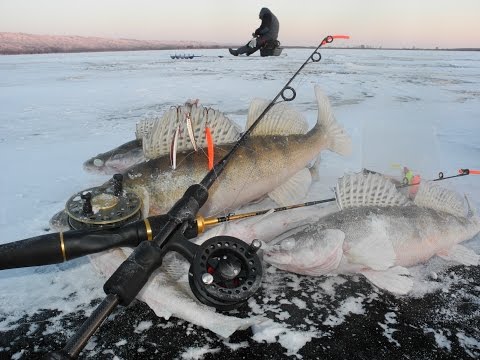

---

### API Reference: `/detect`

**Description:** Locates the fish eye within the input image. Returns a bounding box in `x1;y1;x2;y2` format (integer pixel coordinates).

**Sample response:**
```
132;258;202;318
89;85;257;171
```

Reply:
93;158;104;167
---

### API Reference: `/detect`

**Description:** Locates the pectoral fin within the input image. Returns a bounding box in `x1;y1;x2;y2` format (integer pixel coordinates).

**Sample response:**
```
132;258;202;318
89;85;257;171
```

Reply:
437;245;479;266
346;232;396;271
268;168;312;205
361;266;413;295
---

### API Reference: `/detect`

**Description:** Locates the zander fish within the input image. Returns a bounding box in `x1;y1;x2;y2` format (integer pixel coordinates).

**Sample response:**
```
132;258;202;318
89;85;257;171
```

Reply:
263;173;480;294
116;85;351;218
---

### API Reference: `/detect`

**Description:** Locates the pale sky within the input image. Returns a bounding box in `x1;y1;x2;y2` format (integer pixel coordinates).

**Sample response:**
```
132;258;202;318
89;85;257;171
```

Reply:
1;0;479;48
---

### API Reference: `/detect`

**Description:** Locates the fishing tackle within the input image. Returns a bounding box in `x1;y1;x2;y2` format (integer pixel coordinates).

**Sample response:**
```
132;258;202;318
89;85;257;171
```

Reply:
1;35;350;359
459;168;480;175
170;124;180;169
185;111;198;151
204;107;215;170
206;128;214;170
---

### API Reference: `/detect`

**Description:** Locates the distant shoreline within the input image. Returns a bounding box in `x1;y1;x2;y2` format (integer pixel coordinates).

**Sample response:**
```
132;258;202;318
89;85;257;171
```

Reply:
2;46;479;56
0;45;227;56
1;32;478;55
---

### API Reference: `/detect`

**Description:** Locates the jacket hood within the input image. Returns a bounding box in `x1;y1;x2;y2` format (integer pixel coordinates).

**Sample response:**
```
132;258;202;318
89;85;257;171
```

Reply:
259;7;271;19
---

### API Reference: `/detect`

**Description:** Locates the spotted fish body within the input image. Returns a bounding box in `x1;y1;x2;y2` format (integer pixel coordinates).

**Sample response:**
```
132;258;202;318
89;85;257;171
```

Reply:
118;86;351;217
264;173;480;294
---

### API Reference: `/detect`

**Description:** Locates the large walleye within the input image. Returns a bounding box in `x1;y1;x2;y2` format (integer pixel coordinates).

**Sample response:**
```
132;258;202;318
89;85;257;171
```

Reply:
115;85;351;217
263;173;480;294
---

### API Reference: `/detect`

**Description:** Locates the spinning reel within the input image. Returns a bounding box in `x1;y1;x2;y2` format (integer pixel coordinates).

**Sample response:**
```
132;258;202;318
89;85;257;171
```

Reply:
64;174;142;230
187;236;263;311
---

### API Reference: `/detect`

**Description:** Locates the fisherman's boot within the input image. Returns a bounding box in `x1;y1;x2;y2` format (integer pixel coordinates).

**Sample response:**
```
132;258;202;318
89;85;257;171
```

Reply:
234;45;251;55
228;48;239;56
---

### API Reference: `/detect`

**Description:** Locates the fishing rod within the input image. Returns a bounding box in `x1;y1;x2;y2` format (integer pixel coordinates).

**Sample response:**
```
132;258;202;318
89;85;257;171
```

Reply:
197;198;336;229
398;167;474;187
39;34;348;359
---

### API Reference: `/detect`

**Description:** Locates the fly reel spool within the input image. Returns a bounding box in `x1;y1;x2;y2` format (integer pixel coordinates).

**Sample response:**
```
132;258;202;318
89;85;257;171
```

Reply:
188;236;263;311
65;174;142;230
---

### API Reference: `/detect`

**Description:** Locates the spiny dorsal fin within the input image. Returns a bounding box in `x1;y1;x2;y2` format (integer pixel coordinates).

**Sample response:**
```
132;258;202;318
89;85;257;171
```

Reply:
140;103;241;160
246;99;309;136
135;119;156;139
335;173;410;210
413;182;467;218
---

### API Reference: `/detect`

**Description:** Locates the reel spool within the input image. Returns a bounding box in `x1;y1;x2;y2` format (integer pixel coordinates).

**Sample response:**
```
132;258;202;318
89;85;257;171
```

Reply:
188;236;263;311
65;174;142;230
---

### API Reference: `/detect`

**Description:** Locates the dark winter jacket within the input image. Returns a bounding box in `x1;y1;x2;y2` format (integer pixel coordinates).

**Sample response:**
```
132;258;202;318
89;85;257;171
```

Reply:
254;8;279;41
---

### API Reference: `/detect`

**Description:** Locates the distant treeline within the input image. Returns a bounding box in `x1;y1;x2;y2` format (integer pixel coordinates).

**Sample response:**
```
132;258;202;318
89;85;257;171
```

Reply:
0;45;227;55
2;32;478;55
0;32;223;55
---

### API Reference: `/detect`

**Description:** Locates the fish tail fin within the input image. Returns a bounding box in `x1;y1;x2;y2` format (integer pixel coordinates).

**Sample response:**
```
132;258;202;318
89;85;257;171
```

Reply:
314;86;351;156
437;244;479;266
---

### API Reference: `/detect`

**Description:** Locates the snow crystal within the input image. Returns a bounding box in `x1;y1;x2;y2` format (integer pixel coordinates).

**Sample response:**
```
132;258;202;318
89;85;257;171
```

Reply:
323;296;365;326
114;339;127;347
134;320;153;333
424;328;451;351
291;297;307;309
252;320;317;358
11;350;26;360
221;340;249;351
457;332;480;358
179;345;221;360
378;312;400;346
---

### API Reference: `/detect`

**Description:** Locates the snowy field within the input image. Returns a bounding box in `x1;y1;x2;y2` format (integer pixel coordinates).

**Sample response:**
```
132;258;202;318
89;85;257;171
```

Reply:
1;46;479;359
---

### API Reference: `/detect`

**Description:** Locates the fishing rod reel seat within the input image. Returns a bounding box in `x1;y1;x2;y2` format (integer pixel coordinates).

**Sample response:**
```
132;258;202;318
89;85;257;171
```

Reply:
64;174;142;230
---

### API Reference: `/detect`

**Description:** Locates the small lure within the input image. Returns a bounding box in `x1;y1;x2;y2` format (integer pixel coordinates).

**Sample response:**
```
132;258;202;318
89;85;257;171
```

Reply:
170;125;180;170
185;112;198;151
205;126;214;170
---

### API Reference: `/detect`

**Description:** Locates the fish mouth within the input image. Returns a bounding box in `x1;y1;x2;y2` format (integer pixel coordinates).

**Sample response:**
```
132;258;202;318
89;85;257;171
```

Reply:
83;158;124;175
263;252;292;266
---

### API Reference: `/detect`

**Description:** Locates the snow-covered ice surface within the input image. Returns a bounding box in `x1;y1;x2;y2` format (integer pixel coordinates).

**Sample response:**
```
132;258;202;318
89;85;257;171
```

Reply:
1;47;479;359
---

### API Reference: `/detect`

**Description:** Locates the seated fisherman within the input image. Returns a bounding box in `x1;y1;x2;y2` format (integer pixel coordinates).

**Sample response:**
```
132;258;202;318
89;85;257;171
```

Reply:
229;7;280;56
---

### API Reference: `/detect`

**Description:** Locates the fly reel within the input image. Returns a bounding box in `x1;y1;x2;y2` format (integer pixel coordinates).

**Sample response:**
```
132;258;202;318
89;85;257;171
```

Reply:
188;236;263;311
65;174;142;230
